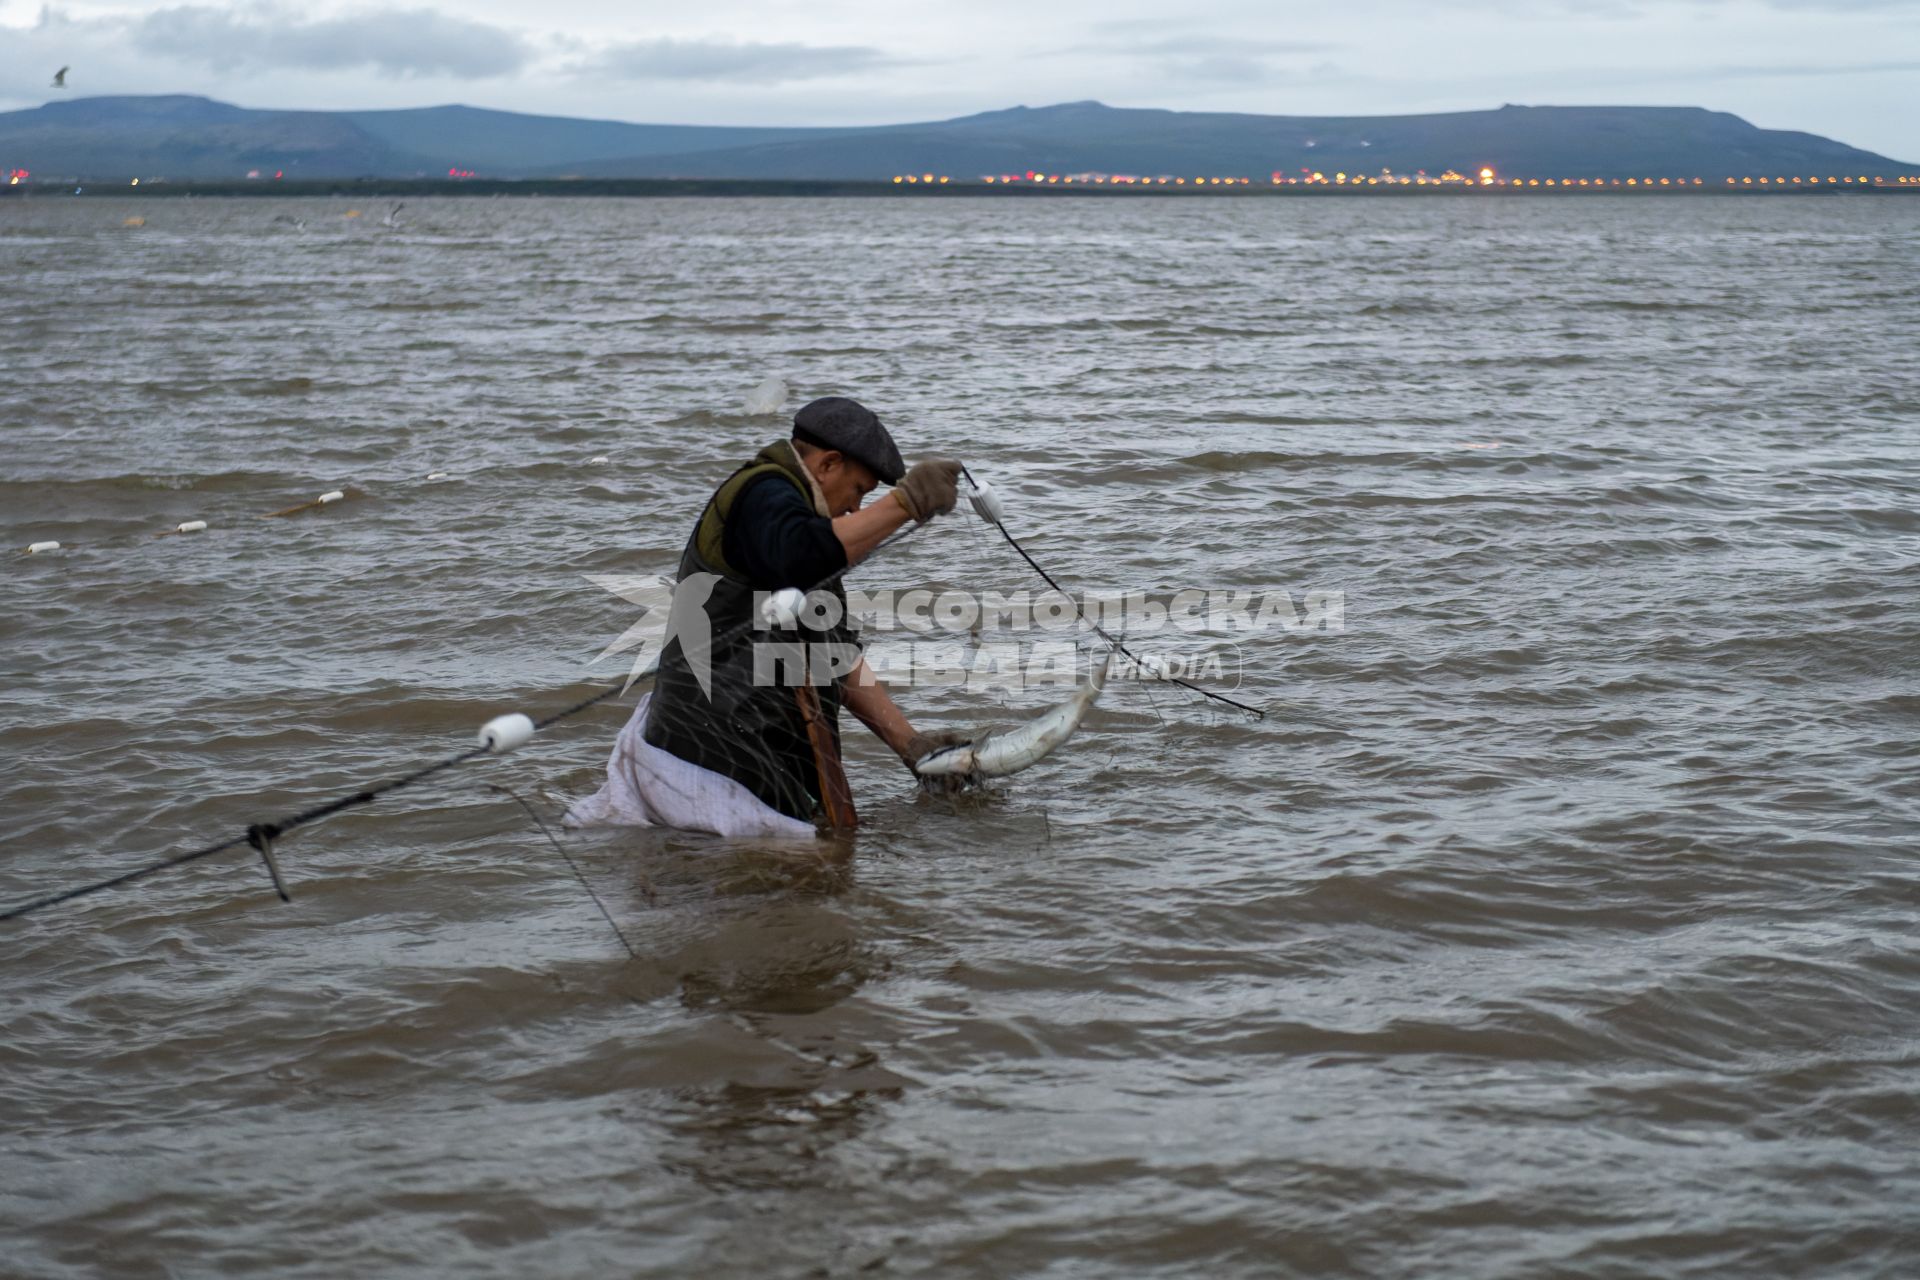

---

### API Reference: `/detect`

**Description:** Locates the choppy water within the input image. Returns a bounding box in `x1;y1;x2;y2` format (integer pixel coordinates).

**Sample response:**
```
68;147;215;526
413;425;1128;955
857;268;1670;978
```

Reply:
3;194;1918;1277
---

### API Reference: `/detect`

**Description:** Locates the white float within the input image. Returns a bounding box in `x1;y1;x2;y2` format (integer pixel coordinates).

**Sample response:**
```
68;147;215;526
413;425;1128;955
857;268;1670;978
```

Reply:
968;479;1008;526
743;376;788;415
477;713;537;753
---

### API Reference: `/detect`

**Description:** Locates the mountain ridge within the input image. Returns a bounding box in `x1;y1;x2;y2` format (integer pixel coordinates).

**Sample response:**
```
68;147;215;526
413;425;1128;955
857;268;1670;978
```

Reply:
2;95;1913;181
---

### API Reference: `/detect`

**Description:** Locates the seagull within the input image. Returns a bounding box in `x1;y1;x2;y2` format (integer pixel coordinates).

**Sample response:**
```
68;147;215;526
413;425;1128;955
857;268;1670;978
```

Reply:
381;202;403;227
52;66;69;89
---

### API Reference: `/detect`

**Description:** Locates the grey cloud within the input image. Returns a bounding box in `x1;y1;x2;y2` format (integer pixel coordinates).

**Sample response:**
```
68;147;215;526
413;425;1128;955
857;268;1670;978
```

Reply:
575;38;897;84
1759;0;1920;8
1149;57;1350;87
1550;56;1920;86
1160;55;1273;82
1701;57;1920;77
1067;25;1341;84
1548;0;1919;11
130;4;531;79
1097;35;1340;56
1156;54;1341;84
1374;0;1920;11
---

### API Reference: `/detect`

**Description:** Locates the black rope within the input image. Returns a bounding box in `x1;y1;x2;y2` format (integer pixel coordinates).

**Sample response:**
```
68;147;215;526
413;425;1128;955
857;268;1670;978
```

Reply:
0;523;920;926
2;466;1244;925
0;744;498;923
0;832;252;921
959;466;1266;719
533;682;631;731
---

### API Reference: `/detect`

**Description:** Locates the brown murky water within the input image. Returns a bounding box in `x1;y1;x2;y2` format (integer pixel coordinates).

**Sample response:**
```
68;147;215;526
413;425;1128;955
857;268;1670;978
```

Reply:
3;194;1918;1277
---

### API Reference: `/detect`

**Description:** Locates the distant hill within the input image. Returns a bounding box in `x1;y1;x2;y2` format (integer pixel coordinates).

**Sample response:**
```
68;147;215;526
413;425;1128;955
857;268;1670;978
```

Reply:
342;105;847;172
0;96;423;179
2;95;1913;182
544;101;1920;183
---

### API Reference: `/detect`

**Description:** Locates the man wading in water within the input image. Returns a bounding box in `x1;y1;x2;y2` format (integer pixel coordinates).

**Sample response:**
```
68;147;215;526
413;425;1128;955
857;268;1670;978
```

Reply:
565;397;965;838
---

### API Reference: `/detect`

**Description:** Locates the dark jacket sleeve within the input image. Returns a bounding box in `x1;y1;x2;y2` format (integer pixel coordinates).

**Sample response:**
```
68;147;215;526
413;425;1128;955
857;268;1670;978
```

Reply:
722;473;849;590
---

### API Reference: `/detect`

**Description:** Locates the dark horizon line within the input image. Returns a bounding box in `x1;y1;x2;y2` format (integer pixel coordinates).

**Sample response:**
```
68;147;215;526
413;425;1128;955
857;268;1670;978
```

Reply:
8;176;1917;198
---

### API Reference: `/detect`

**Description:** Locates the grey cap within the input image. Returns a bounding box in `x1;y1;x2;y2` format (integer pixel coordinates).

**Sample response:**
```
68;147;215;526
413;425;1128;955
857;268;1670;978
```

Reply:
792;396;906;484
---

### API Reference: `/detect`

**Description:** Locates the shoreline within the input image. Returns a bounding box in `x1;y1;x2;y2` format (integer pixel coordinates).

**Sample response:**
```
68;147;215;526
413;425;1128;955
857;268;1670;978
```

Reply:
5;177;1918;199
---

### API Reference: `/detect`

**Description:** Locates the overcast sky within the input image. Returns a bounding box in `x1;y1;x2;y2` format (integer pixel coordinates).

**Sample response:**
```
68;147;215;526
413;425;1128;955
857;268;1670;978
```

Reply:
3;0;1916;160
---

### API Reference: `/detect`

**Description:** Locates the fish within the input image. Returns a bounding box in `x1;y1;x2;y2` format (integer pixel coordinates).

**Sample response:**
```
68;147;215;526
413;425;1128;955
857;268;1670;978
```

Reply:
913;651;1112;781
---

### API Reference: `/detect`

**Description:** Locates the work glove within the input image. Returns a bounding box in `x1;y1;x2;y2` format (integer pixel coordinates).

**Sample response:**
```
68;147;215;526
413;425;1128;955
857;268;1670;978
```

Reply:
903;729;972;793
892;458;963;524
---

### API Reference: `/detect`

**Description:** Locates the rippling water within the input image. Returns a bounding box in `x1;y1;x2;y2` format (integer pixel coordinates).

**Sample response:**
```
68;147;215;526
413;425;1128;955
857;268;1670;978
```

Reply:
4;194;1918;1277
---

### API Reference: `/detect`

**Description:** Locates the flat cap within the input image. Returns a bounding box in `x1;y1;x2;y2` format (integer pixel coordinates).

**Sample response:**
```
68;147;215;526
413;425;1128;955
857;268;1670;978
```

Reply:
792;396;906;484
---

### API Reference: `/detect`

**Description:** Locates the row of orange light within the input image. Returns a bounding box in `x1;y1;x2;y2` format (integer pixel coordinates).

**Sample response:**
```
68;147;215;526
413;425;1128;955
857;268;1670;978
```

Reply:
970;174;1261;185
1487;174;1893;187
10;165;1905;191
895;169;1913;189
1726;175;1900;185
1486;175;1902;187
1490;176;1701;187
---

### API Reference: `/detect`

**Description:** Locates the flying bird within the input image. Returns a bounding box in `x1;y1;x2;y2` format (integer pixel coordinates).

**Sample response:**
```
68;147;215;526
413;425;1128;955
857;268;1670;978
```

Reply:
52;66;69;89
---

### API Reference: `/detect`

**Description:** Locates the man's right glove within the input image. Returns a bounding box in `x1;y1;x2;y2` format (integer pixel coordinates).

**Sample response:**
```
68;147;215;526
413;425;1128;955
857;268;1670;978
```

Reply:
904;729;973;794
892;458;963;524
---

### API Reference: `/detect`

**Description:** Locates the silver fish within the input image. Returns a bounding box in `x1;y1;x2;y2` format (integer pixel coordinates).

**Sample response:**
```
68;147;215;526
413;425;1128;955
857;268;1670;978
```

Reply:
914;651;1112;781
